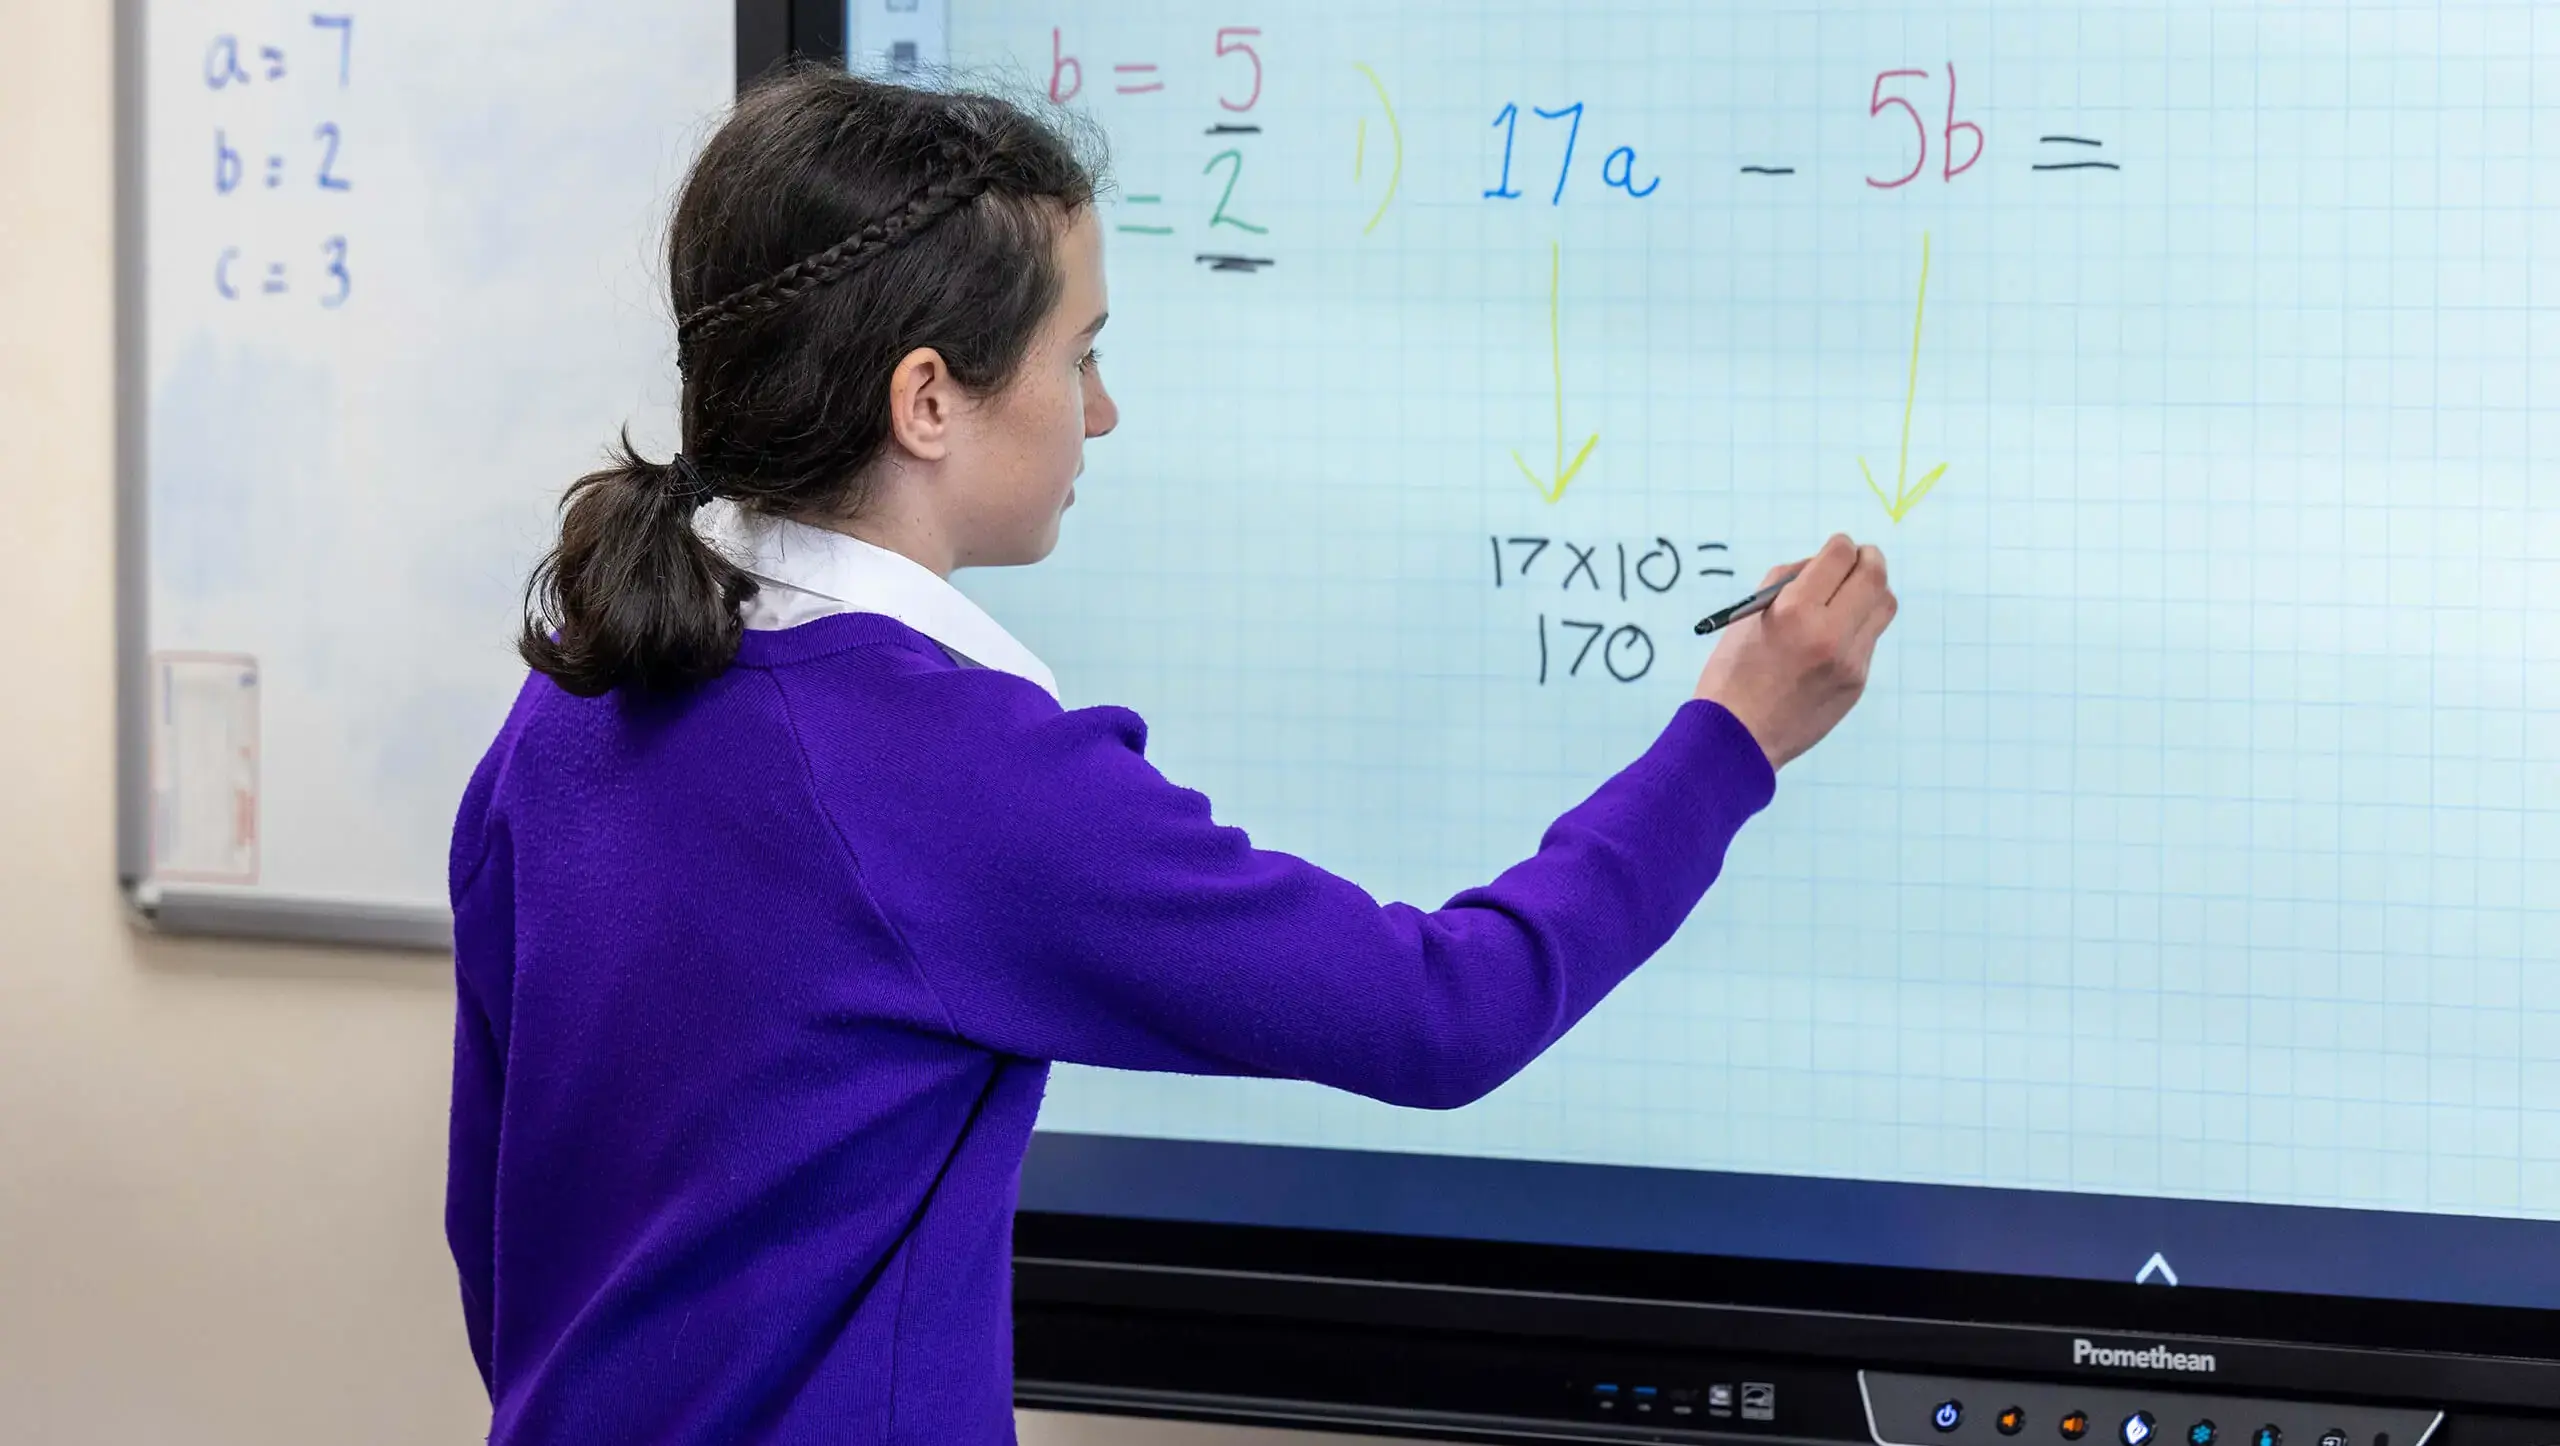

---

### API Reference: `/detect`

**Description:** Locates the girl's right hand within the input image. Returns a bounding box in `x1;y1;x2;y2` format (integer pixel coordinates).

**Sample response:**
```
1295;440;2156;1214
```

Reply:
1691;534;1898;769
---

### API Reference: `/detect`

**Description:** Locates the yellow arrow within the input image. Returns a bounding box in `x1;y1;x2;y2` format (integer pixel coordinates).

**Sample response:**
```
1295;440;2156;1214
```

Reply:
1512;239;1600;504
1860;230;1949;522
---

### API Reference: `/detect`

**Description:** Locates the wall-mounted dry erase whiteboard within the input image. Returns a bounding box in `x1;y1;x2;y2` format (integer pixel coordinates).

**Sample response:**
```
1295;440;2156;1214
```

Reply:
118;1;733;945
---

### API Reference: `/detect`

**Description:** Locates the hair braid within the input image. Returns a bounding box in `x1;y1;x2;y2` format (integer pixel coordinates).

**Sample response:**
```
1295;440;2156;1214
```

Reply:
676;145;992;349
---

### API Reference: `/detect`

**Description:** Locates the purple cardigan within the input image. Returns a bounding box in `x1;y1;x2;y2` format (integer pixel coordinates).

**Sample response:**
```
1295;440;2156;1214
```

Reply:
447;611;1776;1443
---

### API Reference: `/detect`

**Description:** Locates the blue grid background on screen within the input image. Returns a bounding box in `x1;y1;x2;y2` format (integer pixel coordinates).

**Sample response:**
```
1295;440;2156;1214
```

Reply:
934;0;2560;1222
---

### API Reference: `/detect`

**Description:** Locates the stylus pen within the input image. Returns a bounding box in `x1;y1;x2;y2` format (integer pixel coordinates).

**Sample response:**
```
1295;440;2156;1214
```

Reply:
1693;570;1800;636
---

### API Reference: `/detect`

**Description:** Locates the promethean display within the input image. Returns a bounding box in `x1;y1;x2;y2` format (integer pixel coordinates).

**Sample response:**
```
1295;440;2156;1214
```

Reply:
910;0;2560;1315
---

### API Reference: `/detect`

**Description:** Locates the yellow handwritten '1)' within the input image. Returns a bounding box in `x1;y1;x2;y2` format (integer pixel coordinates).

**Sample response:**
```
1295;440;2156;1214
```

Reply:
1860;230;1950;522
1353;64;1402;237
1512;239;1600;503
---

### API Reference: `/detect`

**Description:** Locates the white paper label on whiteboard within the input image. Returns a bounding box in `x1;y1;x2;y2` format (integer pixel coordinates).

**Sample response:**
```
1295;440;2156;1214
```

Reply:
150;653;260;884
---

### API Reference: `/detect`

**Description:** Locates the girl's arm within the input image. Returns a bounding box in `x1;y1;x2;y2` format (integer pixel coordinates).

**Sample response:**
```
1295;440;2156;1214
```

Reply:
822;684;1774;1110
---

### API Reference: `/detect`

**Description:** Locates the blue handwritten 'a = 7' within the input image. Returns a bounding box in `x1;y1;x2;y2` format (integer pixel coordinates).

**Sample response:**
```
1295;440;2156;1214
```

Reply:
205;14;353;89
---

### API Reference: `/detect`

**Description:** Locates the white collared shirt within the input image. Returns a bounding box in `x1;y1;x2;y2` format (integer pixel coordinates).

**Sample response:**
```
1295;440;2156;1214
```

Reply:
697;502;1059;701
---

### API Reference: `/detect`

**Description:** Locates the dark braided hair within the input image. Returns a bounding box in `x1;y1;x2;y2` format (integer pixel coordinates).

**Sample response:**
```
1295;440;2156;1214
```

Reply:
520;65;1100;696
674;143;990;346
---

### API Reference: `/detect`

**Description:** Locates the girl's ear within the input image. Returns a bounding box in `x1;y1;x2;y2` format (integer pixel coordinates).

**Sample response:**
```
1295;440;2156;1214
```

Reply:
886;346;957;460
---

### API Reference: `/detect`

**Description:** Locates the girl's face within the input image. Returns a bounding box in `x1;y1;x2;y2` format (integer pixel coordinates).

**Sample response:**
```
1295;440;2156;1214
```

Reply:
948;208;1117;568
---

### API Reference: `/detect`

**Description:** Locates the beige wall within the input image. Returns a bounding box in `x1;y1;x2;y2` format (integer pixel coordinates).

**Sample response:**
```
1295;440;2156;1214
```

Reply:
0;2;1377;1441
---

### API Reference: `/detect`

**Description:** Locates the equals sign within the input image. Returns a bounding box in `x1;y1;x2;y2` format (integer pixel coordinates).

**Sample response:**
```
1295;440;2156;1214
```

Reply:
262;263;288;294
1113;63;1163;95
2034;136;2120;171
1739;164;1795;176
1115;194;1172;237
266;155;286;188
1194;253;1274;274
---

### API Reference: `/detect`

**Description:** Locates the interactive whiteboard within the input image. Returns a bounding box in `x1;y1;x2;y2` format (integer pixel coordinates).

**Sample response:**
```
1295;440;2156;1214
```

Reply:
877;1;2560;1224
120;0;732;943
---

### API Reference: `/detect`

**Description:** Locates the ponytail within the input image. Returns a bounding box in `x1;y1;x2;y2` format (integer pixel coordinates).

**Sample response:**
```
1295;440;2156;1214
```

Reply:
518;429;755;697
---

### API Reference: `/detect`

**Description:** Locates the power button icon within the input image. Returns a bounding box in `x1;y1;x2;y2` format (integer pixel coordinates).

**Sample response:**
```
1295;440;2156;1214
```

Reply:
1936;1402;1965;1433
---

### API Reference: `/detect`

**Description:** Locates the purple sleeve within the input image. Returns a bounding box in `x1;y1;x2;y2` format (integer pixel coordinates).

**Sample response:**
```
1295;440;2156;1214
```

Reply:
857;695;1777;1110
446;982;500;1391
445;828;511;1394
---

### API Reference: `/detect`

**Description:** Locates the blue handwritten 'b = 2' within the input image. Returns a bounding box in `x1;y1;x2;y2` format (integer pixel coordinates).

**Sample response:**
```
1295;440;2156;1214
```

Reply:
213;126;353;194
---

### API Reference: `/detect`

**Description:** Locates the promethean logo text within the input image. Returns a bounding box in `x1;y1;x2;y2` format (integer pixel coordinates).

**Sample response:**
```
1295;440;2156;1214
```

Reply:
2072;1339;2217;1373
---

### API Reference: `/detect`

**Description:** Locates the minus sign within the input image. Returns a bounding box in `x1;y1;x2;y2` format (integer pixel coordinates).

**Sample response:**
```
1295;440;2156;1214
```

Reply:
1207;124;1261;134
2039;135;2105;147
1739;166;1795;175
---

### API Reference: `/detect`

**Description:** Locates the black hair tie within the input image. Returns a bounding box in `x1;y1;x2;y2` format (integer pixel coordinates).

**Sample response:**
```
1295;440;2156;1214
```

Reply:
667;453;716;510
